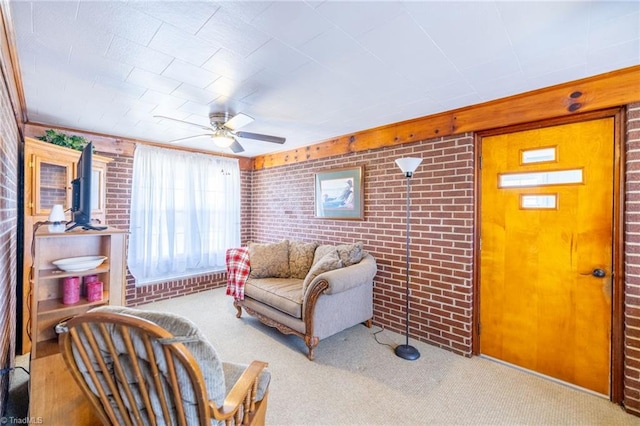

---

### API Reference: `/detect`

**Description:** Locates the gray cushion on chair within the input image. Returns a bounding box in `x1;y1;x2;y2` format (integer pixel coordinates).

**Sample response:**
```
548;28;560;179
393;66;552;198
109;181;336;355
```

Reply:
83;306;227;425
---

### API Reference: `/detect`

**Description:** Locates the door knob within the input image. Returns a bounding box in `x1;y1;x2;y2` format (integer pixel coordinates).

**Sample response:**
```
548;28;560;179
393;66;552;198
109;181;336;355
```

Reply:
592;268;606;278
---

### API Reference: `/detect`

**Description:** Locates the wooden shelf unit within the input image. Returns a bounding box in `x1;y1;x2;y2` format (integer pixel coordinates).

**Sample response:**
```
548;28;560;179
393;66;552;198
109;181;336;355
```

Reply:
30;226;127;359
21;137;112;354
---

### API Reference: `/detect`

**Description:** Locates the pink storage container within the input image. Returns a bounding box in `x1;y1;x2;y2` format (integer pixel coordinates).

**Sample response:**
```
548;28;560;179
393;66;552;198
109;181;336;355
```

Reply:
86;281;103;303
62;276;80;305
83;274;98;297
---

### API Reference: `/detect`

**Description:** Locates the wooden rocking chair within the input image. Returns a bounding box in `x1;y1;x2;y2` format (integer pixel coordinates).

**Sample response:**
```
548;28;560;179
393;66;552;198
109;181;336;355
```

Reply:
58;306;270;425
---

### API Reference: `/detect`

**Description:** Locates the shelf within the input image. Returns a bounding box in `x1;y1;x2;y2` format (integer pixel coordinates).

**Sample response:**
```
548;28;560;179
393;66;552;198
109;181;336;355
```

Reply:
36;338;61;358
38;291;110;315
38;263;110;280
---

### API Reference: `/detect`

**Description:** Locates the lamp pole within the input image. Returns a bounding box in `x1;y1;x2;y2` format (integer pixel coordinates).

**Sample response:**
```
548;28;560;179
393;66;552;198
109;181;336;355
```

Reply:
394;158;422;361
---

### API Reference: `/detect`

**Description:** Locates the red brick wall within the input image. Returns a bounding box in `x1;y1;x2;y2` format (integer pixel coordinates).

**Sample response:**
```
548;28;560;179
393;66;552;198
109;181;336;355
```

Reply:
0;72;20;413
624;102;640;415
102;153;249;306
250;134;476;355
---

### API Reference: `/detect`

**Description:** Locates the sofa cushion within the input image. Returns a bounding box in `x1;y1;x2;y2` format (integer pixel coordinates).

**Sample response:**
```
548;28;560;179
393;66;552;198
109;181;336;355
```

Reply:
248;240;290;278
312;244;336;267
303;250;343;293
289;241;318;279
336;242;364;266
245;278;303;318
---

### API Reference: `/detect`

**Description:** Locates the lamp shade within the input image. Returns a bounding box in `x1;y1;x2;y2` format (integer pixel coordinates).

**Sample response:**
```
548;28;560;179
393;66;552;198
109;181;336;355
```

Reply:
212;130;234;148
395;157;423;176
48;204;66;233
48;204;65;222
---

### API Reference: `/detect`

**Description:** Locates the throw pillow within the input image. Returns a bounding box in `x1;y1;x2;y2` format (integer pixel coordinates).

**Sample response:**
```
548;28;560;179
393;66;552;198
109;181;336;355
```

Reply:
302;250;343;293
312;244;336;267
336;241;364;266
289;241;319;279
248;240;290;278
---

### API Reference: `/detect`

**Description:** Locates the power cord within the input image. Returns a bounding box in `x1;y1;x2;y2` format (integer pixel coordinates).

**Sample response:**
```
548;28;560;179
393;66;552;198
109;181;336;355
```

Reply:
0;366;30;376
372;325;395;349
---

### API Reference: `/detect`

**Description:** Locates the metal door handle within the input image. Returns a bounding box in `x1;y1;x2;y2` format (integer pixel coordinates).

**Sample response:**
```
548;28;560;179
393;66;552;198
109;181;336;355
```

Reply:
592;268;606;278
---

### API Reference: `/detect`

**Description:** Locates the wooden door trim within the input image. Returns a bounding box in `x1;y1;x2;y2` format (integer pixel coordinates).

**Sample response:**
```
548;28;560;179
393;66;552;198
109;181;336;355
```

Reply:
472;107;625;403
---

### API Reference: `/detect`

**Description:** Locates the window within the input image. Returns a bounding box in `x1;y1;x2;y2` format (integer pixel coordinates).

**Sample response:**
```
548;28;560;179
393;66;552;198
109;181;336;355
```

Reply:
128;145;240;285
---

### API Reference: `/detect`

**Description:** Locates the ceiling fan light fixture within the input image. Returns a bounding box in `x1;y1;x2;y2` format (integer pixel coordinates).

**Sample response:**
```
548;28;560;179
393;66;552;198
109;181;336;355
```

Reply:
212;129;234;148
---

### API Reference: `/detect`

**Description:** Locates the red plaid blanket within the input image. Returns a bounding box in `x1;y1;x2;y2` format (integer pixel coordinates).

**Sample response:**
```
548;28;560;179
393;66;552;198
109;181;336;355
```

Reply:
226;247;250;300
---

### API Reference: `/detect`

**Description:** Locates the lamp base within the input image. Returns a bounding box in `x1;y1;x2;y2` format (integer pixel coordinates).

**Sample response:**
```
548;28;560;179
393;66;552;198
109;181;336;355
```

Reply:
395;344;420;360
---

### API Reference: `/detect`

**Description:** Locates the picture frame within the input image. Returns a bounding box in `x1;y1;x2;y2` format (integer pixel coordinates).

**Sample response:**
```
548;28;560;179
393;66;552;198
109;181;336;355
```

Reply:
315;166;364;220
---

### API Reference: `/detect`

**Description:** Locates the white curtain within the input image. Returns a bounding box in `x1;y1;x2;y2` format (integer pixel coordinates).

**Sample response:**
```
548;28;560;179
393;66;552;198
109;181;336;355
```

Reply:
128;144;240;285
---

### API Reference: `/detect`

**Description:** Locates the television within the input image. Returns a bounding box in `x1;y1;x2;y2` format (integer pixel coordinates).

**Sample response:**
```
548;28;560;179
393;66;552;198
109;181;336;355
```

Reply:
66;142;106;231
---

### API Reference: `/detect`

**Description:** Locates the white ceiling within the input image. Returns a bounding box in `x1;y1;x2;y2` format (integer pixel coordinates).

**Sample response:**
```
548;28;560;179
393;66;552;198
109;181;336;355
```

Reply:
8;1;640;157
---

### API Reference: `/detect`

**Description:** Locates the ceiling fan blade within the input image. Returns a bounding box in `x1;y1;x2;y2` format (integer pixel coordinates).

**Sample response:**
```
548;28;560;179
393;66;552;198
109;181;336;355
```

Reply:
229;140;244;153
235;131;286;144
224;112;254;131
167;133;213;143
154;115;212;132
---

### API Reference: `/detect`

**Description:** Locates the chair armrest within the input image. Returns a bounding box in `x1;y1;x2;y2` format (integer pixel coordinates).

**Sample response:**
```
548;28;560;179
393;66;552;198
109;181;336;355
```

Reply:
211;361;270;420
305;253;377;299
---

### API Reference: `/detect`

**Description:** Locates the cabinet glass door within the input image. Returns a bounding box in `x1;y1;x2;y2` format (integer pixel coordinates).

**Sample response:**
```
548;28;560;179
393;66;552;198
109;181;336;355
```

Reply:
32;156;74;216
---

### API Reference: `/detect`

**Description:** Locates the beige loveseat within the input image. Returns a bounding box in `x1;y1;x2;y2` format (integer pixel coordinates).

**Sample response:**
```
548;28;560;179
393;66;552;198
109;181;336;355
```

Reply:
233;240;377;360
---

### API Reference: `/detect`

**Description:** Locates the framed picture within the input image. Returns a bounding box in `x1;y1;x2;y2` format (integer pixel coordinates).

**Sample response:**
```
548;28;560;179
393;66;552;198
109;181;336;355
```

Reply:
315;166;364;220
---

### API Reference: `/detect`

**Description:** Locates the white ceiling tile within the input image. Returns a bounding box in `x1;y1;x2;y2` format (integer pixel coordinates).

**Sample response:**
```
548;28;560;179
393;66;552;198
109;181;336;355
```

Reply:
588;1;640;27
316;1;404;39
68;49;134;82
245;39;310;74
128;1;220;34
216;1;273;24
94;75;147;101
587;39;640;75
149;24;220;67
526;64;589;93
126;68;182;95
106;36;173;74
140;89;188;110
196;8;271;57
460;51;522;87
357;12;459;86
76;1;162;46
498;2;590;59
297;26;360;66
201;48;264;81
406;1;511;70
520;43;587;79
206;76;261;101
177;101;212;117
161;60;220;89
472;71;532;102
588;11;640;51
251;2;329;47
171;83;221;105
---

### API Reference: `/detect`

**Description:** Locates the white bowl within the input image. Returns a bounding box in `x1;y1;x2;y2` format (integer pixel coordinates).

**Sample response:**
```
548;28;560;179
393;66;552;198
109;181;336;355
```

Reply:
52;255;108;272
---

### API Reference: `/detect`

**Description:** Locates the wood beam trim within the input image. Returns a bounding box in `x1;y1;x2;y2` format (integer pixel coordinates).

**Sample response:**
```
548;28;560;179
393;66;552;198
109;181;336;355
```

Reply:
254;65;640;170
24;123;255;170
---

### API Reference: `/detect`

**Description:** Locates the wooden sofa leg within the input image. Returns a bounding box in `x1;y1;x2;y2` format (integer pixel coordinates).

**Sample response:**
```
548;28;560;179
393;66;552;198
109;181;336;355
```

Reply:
305;336;319;361
363;319;372;328
233;300;243;318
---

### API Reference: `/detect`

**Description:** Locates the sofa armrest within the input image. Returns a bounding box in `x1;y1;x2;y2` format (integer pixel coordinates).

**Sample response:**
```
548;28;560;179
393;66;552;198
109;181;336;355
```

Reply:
304;253;377;300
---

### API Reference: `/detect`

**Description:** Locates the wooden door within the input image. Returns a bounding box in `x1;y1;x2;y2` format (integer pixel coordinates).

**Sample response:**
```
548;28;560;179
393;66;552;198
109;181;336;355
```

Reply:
480;118;613;395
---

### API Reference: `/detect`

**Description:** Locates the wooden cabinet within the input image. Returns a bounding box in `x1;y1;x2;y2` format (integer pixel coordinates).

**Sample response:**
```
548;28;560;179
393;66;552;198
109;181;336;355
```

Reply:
20;137;113;354
29;226;127;359
28;227;126;423
26;213;126;422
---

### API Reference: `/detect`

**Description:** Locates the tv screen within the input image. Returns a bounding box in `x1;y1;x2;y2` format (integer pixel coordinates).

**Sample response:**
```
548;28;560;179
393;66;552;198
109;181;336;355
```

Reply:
66;142;106;231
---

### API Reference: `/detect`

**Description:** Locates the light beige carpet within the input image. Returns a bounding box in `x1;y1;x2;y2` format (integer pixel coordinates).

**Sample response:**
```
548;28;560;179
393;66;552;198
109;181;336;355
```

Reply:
138;287;637;426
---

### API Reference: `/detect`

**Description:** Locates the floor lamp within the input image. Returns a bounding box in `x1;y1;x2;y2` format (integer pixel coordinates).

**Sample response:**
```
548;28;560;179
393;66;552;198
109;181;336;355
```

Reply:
395;157;423;361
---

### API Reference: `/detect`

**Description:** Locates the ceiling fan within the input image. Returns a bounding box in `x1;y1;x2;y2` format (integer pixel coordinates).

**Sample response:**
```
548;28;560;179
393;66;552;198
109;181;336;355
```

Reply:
154;112;286;153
